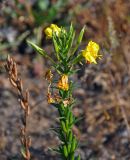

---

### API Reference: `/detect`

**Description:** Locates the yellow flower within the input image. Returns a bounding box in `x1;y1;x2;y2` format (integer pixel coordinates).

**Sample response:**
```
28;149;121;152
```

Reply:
44;24;61;39
82;41;101;64
57;75;69;91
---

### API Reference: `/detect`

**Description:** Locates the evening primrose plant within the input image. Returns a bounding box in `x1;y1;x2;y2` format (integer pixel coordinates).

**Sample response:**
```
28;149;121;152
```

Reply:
28;24;101;160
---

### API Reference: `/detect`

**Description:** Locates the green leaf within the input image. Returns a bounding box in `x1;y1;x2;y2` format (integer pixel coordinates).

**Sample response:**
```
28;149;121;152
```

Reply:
68;69;81;75
52;103;60;108
68;131;73;142
59;90;64;98
21;146;27;159
71;25;86;55
58;53;66;62
67;143;71;153
74;116;84;124
59;90;69;99
66;107;71;119
77;25;86;44
59;117;66;121
27;40;55;64
27;40;47;56
69;112;74;125
58;106;63;117
59;130;65;142
65;119;69;131
48;147;61;154
64;24;75;55
71;136;77;152
61;121;67;133
55;65;65;73
72;53;83;65
52;34;60;60
63;145;68;157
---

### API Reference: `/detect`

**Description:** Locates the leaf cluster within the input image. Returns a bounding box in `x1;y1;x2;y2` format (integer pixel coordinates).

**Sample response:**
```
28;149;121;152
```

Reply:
27;24;85;75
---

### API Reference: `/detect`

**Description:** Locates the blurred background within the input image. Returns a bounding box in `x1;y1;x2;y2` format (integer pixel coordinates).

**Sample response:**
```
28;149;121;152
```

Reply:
0;0;130;159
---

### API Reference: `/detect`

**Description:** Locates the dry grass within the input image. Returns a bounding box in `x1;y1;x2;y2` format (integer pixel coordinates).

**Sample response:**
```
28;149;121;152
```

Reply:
5;56;31;160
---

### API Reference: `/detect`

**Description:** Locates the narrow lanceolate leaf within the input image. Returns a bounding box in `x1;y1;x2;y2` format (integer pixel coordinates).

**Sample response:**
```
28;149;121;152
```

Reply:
59;132;65;142
73;116;83;124
64;24;75;55
61;121;67;133
27;40;47;56
52;34;60;60
77;25;86;44
66;108;71;120
67;143;71;153
63;145;68;157
72;53;82;65
71;136;77;152
48;147;58;153
65;119;69;131
69;112;74;125
68;131;73;142
71;25;86;55
27;40;55;64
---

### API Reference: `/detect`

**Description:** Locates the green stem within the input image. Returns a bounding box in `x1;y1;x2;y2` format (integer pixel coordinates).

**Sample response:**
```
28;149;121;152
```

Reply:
58;99;78;159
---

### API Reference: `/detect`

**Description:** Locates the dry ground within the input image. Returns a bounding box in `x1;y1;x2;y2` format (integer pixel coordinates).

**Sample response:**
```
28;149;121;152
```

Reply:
0;0;130;159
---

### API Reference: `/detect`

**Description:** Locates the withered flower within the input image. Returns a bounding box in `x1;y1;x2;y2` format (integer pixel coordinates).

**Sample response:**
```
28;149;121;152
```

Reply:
57;74;69;91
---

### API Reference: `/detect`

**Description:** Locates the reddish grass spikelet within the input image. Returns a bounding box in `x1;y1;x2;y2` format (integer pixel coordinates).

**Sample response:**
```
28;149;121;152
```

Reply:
5;55;31;160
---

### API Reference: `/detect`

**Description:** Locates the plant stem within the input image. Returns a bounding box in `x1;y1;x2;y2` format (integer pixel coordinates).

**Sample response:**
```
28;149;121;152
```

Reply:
57;90;78;160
